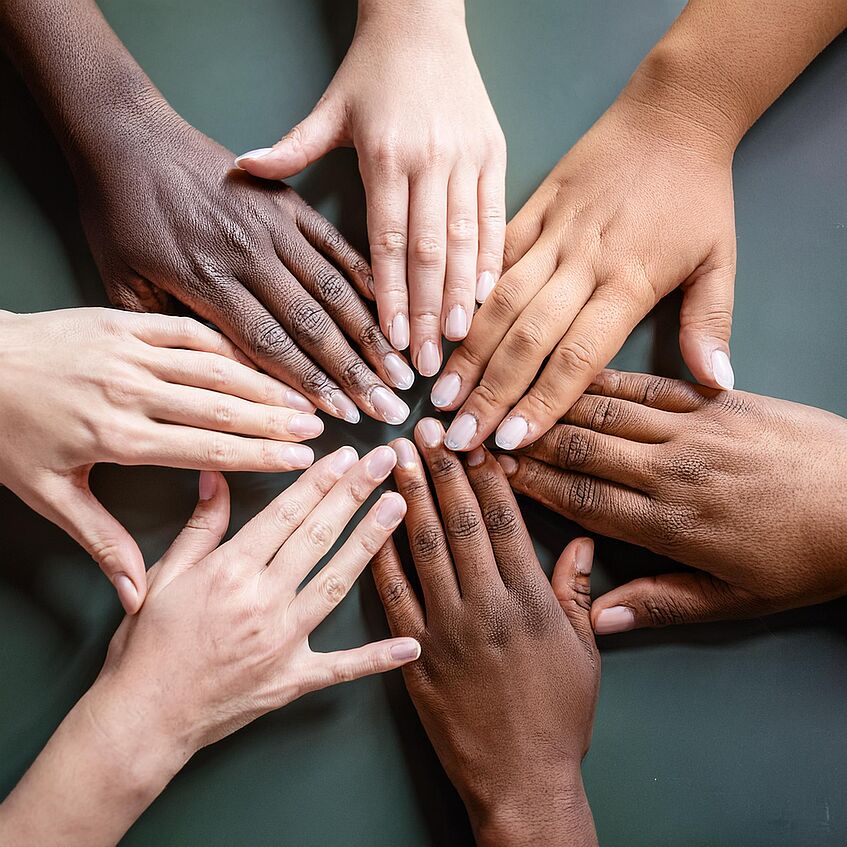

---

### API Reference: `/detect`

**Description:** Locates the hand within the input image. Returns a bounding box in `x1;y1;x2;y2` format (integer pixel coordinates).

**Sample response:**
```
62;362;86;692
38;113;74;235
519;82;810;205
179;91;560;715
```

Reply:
236;0;506;375
0;307;326;613
78;116;413;425
0;446;420;847
373;420;599;847
499;370;847;633
432;93;737;452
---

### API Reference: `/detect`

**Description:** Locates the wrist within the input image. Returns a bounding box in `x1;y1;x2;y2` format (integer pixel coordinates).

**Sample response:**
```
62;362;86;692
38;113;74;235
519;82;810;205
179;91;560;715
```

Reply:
357;0;466;36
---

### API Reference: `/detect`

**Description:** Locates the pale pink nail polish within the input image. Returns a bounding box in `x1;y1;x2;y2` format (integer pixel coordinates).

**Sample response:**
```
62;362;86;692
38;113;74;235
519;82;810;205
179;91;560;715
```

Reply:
476;271;495;303
280;443;314;468
417;418;443;448
431;372;461;408
594;606;636;635
392;439;418;468
389;314;410;350
376;493;406;528
384;353;415;390
330;390;360;424
367;445;397;480
466;447;486;467
496;454;518;476
288;413;324;438
574;538;594;576
495;415;528;450
417;340;441;378
711;349;735;390
330;446;358;475
445;305;468;340
235;147;274;167
199;471;216;501
284;389;315;413
371;386;410;425
113;574;138;614
390;639;421;661
444;413;477;451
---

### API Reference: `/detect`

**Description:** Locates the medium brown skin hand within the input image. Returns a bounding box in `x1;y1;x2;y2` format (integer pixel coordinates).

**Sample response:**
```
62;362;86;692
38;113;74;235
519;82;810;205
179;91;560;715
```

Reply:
0;0;414;425
373;419;599;847
499;370;847;634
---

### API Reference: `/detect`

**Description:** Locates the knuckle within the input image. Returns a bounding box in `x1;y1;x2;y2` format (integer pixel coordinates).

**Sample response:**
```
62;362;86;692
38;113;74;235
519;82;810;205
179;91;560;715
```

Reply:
271;498;305;531
444;506;482;540
211;401;237;427
290;302;332;344
636;375;673;407
447;216;478;245
654;503;699;551
306;518;335;549
487;281;521;318
206;359;230;390
381;577;410;608
557;428;593;470
317;568;350;606
252;318;294;361
315;267;349;303
410;524;445;560
481;502;519;537
509;319;547;357
590;396;619;432
370;229;407;259
412;236;443;266
553;337;599;376
202;437;238;468
563;474;603;518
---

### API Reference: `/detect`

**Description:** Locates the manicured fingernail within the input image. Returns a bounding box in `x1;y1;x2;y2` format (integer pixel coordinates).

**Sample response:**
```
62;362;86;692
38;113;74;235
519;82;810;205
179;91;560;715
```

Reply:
113;574;139;614
496;454;518;476
389;314;409;350
466;447;485;467
288;413;324;438
711;349;735;390
476;271;495;303
574;538;594;576
365;272;375;295
281;443;314;468
234;147;274;166
444;413;476;451
372;386;410;425
367;445;397;480
417;340;441;378
392;438;417;468
390;639;421;661
376;492;406;528
495;415;528;450
594;605;636;635
330;390;360;424
417;417;443;448
284;389;315;413
431;372;461;408
199;470;216;501
445;305;468;340
331;445;358;474
384;353;415;391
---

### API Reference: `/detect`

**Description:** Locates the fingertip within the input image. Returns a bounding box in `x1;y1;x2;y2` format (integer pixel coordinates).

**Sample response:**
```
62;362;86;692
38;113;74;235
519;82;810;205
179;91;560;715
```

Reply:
388;638;421;663
496;454;518;477
234;147;274;169
113;572;142;615
415;417;444;449
199;470;217;501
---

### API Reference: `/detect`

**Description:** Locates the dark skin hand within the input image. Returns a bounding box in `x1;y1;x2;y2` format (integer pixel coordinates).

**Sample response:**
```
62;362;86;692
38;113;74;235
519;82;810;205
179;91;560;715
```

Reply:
0;0;414;425
498;369;847;634
374;419;599;847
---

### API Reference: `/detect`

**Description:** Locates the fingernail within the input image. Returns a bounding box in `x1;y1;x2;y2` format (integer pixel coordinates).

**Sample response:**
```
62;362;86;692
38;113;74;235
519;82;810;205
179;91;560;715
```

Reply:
367;445;397;480
284;389;315;413
417;340;441;378
113;574;139;614
366;272;375;295
431;372;461;408
234;147;274;166
383;353;415;391
594;605;636;635
281;443;314;468
495;415;528;450
390;639;421;661
417;417;443;448
330;390;360;424
288;413;324;438
496;454;518;476
331;445;358;475
371;386;410;425
445;305;468;340
574;538;594;576
476;271;495;303
466;447;485;467
711;349;735;390
376;492;406;528
392;438;418;469
444;413;477;451
389;314;410;351
198;470;216;501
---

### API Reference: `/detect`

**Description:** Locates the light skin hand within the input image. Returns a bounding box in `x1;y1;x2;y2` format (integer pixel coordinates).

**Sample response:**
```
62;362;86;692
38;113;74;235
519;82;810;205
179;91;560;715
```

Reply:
236;0;506;375
0;447;420;847
433;0;847;451
373;420;599;847
499;369;847;633
0;307;329;613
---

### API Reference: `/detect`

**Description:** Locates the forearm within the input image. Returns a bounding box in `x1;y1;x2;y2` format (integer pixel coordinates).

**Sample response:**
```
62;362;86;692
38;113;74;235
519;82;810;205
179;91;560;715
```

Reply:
356;0;465;36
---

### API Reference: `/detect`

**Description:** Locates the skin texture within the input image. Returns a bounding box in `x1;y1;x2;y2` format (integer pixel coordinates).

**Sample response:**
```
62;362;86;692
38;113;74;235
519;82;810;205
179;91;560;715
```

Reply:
237;0;506;375
0;0;414;424
499;369;847;633
373;420;599;847
433;0;847;451
0;307;329;613
0;447;420;847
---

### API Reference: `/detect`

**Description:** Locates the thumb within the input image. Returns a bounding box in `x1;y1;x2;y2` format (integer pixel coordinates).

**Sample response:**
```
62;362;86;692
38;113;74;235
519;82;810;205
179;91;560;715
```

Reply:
235;99;345;179
592;572;755;635
678;261;735;391
551;537;596;654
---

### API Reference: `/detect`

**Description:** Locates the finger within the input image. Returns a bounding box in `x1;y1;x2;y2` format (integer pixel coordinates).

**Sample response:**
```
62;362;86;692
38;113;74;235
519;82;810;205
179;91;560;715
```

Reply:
295;491;406;632
586;369;709;414
592;572;755;635
500;178;560;274
518;424;655;489
360;158;410;350
372;537;425;634
147;383;324;443
445;263;594;451
389;434;460;609
407;168;447;376
235;98;344;179
442;164;479;342
560;392;675;443
496;283;650;449
475;163;506;302
551;536;596;655
679;261;735;391
412;420;499;594
498;454;655;541
463;446;545;589
268;445;397;588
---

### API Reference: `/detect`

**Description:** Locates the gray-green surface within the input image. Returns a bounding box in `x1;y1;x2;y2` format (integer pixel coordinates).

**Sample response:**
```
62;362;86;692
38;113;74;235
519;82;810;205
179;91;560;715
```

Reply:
1;2;846;844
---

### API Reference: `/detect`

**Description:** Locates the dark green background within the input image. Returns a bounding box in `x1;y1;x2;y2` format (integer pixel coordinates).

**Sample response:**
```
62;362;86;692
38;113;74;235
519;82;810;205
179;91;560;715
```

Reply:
1;2;846;844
